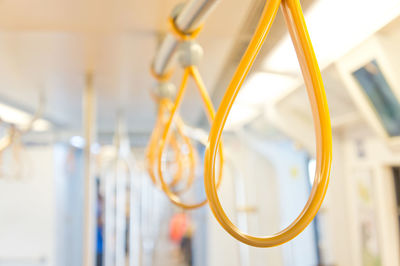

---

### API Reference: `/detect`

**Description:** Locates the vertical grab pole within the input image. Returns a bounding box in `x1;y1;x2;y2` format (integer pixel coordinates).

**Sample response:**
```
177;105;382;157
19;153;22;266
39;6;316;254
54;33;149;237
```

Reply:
129;168;142;266
82;72;97;266
114;117;128;266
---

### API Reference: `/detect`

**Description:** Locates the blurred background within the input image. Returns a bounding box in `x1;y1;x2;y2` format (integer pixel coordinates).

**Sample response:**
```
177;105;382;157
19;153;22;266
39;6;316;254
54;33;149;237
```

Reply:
0;0;399;265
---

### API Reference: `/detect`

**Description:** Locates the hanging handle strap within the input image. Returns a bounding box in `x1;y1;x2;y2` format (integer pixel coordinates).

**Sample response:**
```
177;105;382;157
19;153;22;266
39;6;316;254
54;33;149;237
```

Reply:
157;66;224;209
204;0;332;247
146;98;195;189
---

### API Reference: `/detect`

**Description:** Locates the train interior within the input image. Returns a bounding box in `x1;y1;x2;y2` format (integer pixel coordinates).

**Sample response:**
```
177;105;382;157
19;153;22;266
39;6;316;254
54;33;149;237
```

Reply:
0;0;400;265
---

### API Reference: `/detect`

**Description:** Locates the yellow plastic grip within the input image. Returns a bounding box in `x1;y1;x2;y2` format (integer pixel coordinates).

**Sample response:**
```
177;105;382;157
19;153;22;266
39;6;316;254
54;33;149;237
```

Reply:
157;66;224;209
167;134;185;187
150;65;174;83
204;0;332;247
173;116;197;193
168;17;203;41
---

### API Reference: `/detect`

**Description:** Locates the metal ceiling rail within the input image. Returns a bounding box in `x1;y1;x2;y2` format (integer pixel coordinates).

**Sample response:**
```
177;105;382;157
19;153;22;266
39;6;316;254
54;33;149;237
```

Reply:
151;0;221;77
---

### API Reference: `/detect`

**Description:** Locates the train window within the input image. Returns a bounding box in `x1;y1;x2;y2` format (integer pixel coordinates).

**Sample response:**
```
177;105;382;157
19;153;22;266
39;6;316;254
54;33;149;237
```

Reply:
352;60;400;137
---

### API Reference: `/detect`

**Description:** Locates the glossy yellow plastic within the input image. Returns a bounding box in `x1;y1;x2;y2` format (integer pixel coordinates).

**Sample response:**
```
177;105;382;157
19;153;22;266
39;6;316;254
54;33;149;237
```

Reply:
146;14;204;192
157;66;224;209
168;17;203;41
204;0;332;247
150;65;174;83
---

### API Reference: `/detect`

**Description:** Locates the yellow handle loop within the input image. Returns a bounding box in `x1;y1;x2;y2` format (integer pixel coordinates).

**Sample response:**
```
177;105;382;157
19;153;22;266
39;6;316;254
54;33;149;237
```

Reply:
146;98;194;188
172;116;197;193
168;134;185;187
157;66;224;209
146;101;165;185
204;0;332;247
150;65;174;83
149;17;203;85
0;125;16;153
146;14;204;191
168;17;203;41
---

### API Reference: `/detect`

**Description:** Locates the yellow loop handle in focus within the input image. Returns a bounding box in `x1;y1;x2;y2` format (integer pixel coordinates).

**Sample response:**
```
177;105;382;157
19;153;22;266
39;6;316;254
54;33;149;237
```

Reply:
204;0;332;247
157;66;224;209
168;17;203;41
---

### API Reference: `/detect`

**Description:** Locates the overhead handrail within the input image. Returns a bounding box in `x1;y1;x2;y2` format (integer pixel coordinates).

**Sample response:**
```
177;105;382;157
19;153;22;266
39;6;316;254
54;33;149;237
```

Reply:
204;0;332;247
151;0;221;76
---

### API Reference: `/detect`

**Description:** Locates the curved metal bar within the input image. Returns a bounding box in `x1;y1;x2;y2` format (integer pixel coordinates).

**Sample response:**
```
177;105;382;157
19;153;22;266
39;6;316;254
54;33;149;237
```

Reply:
152;0;221;76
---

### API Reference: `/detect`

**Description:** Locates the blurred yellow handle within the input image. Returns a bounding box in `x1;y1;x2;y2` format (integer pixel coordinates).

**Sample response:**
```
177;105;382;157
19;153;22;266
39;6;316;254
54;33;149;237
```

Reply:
157;66;224;209
146;98;193;188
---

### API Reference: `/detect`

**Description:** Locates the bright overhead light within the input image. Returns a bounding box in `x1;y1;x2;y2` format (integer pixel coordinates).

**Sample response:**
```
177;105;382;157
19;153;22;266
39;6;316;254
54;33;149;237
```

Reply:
261;0;400;74
0;102;51;132
224;72;296;130
70;136;85;149
32;119;51;131
236;72;297;105
225;104;259;131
